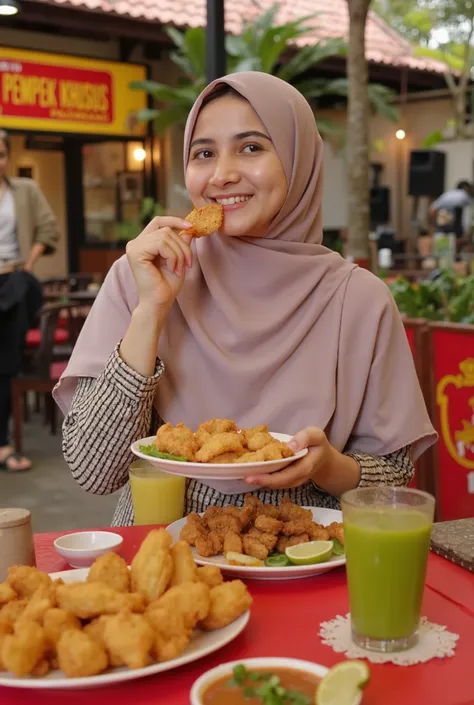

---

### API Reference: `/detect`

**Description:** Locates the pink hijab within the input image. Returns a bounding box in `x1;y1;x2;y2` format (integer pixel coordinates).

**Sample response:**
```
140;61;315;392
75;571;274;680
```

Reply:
54;72;436;494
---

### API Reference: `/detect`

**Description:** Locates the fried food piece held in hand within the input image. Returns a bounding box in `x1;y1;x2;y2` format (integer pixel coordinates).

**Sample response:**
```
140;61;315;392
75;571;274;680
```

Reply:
0;583;16;605
87;553;130;593
241;426;268;445
152;581;210;631
200;580;252;631
56;582;145;620
182;203;224;238
131;529;173;602
103;612;154;670
196;566;224;589
1;621;47;677
170;541;197;586
155;422;197;460
235;450;266;464
260;441;294;461
195;433;244;463
7;566;52;599
57;629;108;678
245;431;276;452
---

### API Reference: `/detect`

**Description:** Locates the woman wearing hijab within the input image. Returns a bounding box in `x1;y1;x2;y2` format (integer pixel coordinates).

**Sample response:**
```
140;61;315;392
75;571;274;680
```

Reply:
54;73;436;525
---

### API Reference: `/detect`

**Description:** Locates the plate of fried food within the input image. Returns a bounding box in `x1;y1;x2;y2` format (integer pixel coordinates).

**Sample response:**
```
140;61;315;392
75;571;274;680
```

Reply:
0;529;251;689
131;419;307;480
167;496;346;581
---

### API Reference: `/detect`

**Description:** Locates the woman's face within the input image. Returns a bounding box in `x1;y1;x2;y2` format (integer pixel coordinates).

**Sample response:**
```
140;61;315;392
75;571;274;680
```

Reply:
0;140;9;180
185;95;288;238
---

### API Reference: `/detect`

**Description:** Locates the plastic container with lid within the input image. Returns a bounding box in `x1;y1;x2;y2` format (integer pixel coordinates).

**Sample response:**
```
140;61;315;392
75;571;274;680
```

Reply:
0;508;35;582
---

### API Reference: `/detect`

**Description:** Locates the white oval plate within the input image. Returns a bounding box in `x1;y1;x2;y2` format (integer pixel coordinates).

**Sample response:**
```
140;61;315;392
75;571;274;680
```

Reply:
131;433;308;480
0;568;250;690
168;507;345;581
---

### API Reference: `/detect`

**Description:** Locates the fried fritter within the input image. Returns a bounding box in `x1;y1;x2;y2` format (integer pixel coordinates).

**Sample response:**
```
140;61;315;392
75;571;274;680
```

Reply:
195;433;244;463
198;418;238;435
56;582;145;620
235;450;266;464
179;513;207;546
212;452;244;464
87;553;130;593
155;422;197;461
151;581;210;631
254;515;283;535
131;529;173;602
170;541;197;586
223;532;243;555
146;607;192;663
307;523;330;541
57;629;108;678
0;599;28;626
83;616;124;667
103;612;154;670
326;522;344;545
246;431;276;452
246;528;278;553
43;608;81;653
7;566;52;599
241;426;268;445
182;203;224;238
276;534;310;553
0;583;16;605
1;620;47;677
260;441;294;461
196;566;224;589
242;535;268;561
199;581;252;631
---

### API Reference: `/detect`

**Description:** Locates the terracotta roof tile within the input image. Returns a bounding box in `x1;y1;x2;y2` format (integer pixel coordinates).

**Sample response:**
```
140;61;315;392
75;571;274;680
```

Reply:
32;0;447;74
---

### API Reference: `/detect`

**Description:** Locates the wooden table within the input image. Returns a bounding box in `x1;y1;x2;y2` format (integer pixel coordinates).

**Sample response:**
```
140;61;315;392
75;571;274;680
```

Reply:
1;526;473;705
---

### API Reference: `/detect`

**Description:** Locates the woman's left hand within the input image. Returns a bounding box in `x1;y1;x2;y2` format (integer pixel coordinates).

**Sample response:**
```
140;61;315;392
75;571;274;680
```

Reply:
245;427;337;490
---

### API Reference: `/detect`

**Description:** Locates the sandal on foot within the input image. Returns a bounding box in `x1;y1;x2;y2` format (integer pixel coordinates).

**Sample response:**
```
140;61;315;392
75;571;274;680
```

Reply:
0;452;32;473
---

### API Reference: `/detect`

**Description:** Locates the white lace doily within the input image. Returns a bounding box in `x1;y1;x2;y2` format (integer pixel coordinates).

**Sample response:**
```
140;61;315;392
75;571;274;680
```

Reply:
319;614;459;666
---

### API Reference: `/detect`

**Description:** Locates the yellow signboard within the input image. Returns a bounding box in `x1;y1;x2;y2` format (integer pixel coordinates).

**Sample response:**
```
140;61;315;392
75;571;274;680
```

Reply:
0;47;147;136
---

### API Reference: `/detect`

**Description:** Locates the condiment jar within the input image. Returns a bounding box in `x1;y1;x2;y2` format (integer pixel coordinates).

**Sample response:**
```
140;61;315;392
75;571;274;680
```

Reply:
0;508;35;582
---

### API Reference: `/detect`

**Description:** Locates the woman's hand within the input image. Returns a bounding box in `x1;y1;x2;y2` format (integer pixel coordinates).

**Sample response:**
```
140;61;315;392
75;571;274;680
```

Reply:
245;427;359;493
126;216;194;312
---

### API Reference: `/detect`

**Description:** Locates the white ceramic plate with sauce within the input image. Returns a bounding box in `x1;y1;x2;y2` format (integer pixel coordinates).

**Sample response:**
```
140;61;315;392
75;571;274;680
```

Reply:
168;507;346;581
0;568;250;690
131;433;307;480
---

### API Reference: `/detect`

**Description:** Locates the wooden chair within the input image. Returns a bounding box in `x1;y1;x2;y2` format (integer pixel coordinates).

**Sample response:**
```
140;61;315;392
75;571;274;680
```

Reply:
11;302;92;454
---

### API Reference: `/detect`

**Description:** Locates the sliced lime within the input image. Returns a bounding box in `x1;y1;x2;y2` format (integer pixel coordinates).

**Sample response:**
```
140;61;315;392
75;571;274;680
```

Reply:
316;660;370;705
285;540;334;565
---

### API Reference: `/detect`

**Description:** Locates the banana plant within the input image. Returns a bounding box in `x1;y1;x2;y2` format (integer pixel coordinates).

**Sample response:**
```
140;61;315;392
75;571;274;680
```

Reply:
130;4;399;137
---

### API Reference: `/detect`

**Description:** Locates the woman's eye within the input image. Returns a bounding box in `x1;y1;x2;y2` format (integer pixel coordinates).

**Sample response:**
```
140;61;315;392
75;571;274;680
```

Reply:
242;144;262;153
195;150;214;160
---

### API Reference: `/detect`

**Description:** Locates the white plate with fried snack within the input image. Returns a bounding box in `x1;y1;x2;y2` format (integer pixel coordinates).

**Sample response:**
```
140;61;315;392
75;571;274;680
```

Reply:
131;429;307;481
167;502;346;581
0;530;251;690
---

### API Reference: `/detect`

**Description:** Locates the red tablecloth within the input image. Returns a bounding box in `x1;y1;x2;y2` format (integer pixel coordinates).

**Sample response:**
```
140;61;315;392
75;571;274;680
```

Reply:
1;526;473;705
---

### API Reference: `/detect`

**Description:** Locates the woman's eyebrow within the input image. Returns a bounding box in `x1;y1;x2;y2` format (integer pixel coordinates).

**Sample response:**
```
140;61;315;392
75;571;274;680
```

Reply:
190;130;271;149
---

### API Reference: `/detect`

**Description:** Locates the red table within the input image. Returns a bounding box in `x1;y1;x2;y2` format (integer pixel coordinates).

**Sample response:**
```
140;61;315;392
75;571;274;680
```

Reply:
2;526;473;705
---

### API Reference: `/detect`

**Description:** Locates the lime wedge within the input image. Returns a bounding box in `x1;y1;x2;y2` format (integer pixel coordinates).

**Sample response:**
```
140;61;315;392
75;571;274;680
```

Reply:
316;660;370;705
285;540;334;565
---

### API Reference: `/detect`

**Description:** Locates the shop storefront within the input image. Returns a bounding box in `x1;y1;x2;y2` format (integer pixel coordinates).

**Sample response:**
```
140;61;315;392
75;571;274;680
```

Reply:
0;46;151;277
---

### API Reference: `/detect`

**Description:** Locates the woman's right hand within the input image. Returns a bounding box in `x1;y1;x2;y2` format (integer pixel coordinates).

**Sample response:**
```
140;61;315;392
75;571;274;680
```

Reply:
126;216;194;311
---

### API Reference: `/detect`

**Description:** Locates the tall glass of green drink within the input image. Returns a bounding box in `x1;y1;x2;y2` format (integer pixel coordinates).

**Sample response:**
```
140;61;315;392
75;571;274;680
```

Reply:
341;487;435;653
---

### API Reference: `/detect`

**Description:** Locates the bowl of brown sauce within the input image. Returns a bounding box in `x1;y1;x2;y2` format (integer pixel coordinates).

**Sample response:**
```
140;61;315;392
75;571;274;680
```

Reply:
190;658;330;705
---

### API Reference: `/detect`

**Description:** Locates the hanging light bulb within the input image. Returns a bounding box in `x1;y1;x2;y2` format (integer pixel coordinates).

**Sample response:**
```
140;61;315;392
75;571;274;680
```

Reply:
133;147;146;162
395;129;406;140
0;0;20;15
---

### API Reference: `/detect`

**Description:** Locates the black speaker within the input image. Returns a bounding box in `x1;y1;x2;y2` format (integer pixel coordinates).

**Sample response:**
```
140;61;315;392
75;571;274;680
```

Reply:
370;186;390;228
408;150;445;197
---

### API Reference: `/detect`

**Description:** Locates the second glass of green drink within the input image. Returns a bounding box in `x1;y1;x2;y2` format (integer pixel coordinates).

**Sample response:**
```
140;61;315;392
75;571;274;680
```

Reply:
341;487;435;653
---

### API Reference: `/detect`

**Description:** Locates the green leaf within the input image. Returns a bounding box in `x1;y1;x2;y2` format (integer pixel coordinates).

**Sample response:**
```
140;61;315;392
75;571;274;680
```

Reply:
183;27;207;77
422;129;445;148
153;105;190;133
232;664;248;685
135;108;160;123
138;445;189;462
165;26;186;51
277;39;347;82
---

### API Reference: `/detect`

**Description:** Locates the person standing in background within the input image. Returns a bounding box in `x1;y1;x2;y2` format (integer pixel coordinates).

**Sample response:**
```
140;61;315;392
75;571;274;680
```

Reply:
430;180;473;261
0;128;59;472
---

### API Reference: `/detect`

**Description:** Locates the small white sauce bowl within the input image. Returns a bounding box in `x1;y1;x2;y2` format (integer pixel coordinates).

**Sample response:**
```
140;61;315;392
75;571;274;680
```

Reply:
190;657;330;705
53;531;123;569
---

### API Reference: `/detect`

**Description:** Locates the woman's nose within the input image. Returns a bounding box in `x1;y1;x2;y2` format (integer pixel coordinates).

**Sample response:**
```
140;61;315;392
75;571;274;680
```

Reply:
209;156;239;188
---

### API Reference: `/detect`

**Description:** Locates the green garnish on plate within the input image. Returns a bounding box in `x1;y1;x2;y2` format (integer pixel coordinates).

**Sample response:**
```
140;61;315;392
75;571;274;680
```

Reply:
227;664;311;705
331;538;345;556
138;444;189;462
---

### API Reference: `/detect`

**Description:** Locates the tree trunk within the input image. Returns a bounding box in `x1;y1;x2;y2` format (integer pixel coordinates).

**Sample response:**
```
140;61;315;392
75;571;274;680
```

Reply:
346;0;372;266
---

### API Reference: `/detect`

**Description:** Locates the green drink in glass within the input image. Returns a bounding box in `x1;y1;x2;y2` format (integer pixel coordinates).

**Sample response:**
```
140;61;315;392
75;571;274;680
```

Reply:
341;487;435;652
